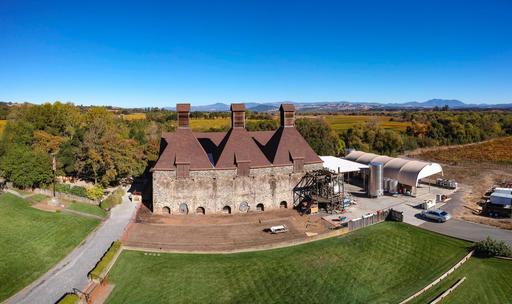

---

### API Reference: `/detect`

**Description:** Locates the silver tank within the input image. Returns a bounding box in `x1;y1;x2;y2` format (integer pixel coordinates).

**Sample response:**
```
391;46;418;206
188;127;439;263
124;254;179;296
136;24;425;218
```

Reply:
369;162;384;197
389;179;398;193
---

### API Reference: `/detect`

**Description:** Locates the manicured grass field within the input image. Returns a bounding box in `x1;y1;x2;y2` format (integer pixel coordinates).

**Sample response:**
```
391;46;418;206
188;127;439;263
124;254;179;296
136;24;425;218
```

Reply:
0;193;100;302
106;222;470;304
321;115;410;132
66;201;108;218
410;257;512;303
28;194;50;203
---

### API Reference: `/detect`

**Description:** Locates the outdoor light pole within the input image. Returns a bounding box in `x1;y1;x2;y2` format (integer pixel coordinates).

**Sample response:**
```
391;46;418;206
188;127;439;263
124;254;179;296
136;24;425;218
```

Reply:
52;154;56;198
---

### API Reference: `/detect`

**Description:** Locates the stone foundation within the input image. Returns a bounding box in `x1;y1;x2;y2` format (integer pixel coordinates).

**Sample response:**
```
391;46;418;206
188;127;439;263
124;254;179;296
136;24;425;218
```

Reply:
152;163;323;214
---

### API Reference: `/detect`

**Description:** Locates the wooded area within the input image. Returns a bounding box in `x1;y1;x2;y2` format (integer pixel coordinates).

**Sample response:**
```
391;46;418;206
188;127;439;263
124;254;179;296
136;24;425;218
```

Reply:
0;102;510;189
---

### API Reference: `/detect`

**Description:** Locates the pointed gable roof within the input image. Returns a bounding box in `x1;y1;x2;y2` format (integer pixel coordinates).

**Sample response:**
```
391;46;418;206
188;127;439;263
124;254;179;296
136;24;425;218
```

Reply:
252;127;321;166
214;128;271;169
151;129;214;171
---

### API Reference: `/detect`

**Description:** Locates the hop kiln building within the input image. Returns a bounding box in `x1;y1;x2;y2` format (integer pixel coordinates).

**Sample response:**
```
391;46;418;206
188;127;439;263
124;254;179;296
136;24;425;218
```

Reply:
151;103;323;214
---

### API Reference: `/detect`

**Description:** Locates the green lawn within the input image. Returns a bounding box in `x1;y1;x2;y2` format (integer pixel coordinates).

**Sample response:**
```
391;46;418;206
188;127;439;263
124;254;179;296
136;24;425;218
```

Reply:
66;201;108;218
106;222;471;304
0;193;100;302
28;194;50;203
410;257;512;304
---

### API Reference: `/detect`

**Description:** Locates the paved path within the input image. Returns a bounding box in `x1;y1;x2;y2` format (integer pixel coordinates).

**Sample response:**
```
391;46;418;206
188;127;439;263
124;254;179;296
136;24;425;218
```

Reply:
7;193;137;304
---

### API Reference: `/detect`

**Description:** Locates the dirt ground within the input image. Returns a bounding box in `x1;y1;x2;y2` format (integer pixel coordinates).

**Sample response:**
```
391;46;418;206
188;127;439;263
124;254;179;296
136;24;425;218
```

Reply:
124;205;332;252
407;148;512;230
31;198;71;212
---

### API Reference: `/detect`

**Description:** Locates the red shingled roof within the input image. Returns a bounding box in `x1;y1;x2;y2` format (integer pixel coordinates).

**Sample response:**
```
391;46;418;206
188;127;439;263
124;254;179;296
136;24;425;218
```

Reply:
152;124;322;171
151;129;214;171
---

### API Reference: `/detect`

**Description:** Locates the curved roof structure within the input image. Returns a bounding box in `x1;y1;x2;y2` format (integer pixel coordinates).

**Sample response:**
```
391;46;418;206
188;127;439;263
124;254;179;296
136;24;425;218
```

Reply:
344;151;366;162
344;151;443;187
355;153;379;164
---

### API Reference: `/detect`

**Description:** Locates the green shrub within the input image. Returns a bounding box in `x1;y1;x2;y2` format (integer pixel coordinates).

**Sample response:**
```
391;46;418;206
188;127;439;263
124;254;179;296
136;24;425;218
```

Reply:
56;209;61;213
89;241;122;280
86;184;104;200
56;184;87;198
100;189;124;210
57;293;79;304
473;237;512;257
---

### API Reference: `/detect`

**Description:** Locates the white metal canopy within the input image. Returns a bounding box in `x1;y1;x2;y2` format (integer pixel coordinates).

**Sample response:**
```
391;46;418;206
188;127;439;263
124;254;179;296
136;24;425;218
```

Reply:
320;156;369;173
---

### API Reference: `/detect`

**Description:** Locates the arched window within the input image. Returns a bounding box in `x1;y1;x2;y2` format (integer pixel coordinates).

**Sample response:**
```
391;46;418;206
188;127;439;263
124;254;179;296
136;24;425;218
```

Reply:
223;206;232;214
162;206;171;214
256;203;264;211
178;203;189;215
196;207;205;215
280;201;287;208
239;201;249;213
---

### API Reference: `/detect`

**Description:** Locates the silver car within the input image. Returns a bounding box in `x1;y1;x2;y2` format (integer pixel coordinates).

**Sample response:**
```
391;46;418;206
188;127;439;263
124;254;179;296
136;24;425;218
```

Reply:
421;209;451;222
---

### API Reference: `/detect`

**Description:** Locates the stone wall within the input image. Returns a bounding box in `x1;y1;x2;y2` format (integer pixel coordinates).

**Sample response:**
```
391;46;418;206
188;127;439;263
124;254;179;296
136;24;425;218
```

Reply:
152;163;323;214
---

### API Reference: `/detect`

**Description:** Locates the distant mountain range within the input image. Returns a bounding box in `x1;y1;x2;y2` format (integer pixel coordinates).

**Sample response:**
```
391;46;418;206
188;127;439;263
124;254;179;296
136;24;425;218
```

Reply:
165;99;512;112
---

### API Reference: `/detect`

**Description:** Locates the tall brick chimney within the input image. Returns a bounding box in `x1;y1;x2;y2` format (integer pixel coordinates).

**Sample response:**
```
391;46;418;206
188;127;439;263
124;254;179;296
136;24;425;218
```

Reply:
231;103;246;129
177;104;190;129
280;104;295;127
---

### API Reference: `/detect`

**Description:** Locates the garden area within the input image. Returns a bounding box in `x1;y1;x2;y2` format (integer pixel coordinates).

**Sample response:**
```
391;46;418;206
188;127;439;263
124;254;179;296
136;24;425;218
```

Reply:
104;222;490;304
0;193;100;302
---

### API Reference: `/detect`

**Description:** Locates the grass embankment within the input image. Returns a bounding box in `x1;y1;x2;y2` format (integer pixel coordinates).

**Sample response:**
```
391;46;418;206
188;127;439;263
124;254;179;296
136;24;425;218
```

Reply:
0;193;100;302
100;189;125;210
66;201;108;218
28;194;50;203
106;222;470;304
57;293;80;304
410;257;512;303
12;188;32;196
89;242;122;279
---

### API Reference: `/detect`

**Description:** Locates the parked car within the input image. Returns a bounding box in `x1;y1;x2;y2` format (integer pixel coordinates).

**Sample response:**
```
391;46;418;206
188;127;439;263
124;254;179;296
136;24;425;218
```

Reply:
269;225;288;234
421;209;451;222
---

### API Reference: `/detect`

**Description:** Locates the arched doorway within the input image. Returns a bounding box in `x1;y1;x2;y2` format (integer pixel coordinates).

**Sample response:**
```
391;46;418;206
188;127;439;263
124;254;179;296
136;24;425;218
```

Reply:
178;203;189;215
280;201;287;208
196;207;205;215
256;203;264;211
222;206;232;214
162;206;171;214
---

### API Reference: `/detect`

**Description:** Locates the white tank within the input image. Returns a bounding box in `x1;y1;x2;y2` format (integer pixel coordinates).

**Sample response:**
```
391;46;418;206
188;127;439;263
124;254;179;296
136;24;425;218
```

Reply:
369;162;384;197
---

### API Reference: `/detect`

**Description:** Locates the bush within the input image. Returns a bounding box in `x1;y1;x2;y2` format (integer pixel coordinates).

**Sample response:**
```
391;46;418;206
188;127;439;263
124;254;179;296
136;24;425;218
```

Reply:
56;184;87;198
57;293;79;304
473;237;512;257
89;241;122;280
86;184;104;200
100;189;124;210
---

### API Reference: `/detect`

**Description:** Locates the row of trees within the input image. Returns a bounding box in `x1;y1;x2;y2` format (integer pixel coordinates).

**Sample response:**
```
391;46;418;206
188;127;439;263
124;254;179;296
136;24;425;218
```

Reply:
0;102;159;188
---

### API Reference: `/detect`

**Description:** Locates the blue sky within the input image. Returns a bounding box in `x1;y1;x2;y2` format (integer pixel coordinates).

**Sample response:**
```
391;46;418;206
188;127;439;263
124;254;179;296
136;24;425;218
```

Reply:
1;0;511;107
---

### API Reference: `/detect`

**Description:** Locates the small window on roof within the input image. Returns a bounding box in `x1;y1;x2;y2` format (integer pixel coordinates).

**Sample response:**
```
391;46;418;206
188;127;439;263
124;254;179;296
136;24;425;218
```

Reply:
207;153;214;166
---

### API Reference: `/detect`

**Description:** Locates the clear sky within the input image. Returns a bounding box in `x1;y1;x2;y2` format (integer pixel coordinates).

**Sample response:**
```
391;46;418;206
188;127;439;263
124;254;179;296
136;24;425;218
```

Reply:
1;0;511;107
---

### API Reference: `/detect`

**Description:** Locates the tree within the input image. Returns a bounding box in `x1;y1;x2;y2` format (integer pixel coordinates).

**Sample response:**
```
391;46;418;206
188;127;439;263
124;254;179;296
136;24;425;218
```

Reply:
0;145;53;188
295;118;341;156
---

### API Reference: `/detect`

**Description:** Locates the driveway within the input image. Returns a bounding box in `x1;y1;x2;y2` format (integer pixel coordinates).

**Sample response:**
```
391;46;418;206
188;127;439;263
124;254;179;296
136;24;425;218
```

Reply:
419;219;512;247
7;192;137;304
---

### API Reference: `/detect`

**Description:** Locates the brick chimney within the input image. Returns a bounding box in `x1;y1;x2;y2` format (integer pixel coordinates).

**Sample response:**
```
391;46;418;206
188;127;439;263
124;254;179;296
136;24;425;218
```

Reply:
231;103;246;129
177;104;190;129
280;104;295;127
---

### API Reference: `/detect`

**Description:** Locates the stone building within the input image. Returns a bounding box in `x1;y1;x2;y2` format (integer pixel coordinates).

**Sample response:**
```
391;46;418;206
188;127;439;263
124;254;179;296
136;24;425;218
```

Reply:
151;103;323;214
